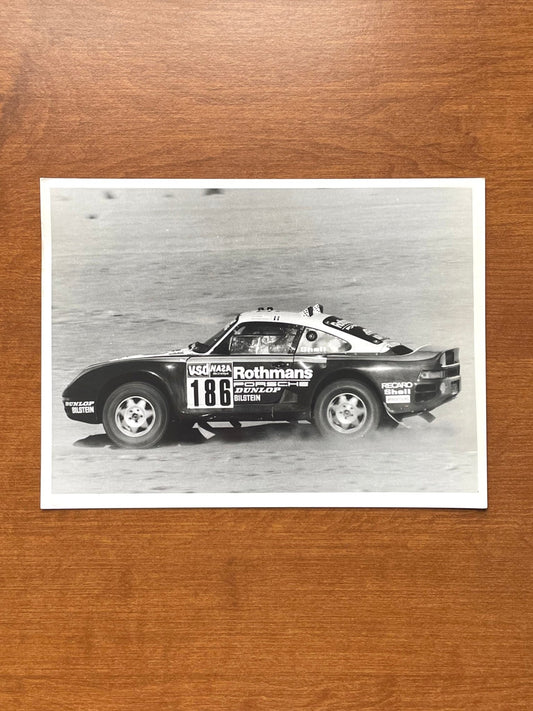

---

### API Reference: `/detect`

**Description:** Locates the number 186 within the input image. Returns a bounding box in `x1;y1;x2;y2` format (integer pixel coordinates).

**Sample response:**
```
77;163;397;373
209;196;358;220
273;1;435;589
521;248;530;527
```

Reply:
188;378;232;408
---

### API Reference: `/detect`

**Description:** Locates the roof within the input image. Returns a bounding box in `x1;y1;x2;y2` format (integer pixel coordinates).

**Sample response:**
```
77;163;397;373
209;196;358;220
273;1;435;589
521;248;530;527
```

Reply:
235;306;395;354
237;308;333;329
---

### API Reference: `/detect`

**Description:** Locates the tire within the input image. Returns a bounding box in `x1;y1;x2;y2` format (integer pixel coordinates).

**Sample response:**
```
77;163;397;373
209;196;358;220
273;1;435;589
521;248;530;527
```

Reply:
313;379;381;438
102;382;169;448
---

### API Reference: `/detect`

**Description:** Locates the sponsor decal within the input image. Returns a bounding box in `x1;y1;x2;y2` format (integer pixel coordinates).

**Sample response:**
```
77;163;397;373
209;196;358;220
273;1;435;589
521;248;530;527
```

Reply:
186;361;314;409
299;345;327;354
233;365;312;381
381;382;413;388
65;400;95;414
187;362;232;377
385;394;411;404
323;316;386;345
235;385;280;394
234;394;261;402
381;381;412;404
233;365;312;403
187;361;233;409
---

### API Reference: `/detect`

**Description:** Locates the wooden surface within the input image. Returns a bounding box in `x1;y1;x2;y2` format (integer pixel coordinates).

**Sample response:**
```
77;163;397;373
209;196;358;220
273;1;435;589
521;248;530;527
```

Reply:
1;1;531;709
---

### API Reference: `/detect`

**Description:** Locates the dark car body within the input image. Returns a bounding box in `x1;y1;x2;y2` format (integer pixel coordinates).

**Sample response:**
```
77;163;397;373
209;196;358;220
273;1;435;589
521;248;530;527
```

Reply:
63;306;460;445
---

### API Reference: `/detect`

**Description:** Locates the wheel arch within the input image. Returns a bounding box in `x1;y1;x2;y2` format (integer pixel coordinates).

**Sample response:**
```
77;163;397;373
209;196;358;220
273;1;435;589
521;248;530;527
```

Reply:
310;368;385;417
96;371;174;421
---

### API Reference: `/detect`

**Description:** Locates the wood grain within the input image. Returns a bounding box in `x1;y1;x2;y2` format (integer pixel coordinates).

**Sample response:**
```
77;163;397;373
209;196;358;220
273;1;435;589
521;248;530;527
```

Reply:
1;1;531;709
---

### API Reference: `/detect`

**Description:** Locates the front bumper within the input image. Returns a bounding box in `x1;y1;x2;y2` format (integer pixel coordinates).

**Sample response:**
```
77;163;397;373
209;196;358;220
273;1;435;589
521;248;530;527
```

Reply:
62;394;99;424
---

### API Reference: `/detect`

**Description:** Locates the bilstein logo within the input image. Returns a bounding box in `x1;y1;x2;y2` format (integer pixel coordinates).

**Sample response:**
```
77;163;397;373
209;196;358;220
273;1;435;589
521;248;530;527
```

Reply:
234;366;313;380
65;400;95;413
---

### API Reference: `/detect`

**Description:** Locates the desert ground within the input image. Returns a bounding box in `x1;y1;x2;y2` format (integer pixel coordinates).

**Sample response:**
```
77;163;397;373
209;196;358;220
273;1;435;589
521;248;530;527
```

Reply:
47;186;480;496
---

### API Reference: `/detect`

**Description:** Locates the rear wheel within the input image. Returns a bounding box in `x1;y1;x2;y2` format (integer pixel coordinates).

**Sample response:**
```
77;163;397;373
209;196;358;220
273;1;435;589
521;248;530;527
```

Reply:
102;382;169;448
314;380;381;437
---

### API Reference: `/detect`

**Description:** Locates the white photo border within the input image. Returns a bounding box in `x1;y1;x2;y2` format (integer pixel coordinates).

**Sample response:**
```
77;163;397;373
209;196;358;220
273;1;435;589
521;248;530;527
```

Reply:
41;178;486;510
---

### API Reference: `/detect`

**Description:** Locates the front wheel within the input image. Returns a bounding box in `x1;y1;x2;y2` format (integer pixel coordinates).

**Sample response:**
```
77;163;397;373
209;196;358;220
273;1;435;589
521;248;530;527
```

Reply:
102;382;169;448
313;380;381;437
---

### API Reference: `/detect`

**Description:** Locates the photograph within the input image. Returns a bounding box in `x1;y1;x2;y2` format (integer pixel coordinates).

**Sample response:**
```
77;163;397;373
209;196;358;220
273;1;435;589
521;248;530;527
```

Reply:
41;178;486;508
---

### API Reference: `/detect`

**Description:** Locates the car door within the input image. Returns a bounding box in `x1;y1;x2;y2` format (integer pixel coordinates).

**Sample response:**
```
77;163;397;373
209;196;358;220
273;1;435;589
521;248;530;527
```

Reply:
184;321;303;418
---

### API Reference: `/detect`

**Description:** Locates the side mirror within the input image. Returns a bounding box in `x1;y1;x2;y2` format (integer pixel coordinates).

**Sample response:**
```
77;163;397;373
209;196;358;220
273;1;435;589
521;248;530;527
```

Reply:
188;341;209;354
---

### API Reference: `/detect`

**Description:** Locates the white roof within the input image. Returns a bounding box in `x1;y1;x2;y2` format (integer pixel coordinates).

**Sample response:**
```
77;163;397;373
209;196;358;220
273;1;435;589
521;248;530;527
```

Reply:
236;308;392;354
238;309;333;328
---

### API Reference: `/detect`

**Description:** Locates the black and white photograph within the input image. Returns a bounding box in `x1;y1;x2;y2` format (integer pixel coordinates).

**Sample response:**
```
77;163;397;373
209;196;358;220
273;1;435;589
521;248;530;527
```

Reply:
41;178;486;508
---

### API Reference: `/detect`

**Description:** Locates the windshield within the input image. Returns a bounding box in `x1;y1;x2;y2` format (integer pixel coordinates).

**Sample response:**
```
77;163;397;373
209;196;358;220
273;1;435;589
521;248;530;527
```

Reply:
190;317;238;353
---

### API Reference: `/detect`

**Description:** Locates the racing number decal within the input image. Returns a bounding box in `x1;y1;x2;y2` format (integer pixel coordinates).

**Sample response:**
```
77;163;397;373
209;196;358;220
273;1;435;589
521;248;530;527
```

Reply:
187;362;234;409
189;378;232;408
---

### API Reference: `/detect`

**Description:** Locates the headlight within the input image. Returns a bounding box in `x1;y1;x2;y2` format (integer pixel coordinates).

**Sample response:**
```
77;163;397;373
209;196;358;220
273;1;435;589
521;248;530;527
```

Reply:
420;370;445;379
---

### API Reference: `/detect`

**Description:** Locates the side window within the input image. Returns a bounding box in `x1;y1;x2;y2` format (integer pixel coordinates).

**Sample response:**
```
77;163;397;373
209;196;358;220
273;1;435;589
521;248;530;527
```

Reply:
226;323;300;355
296;327;351;355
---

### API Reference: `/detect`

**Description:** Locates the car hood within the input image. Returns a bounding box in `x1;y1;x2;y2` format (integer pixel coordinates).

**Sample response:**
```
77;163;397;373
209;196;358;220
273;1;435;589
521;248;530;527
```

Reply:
117;346;194;359
67;348;192;383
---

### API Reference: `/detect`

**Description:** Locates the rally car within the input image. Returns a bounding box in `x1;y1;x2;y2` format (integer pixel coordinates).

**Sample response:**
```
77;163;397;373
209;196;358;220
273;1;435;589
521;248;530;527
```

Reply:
62;304;461;448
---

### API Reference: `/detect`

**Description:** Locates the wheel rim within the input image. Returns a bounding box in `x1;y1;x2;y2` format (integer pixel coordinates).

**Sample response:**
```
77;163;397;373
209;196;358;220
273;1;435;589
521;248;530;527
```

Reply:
115;396;156;437
326;392;367;434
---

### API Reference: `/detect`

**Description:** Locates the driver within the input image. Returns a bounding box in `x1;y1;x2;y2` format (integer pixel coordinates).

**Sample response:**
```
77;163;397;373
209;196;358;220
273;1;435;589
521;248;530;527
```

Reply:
230;330;295;355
